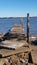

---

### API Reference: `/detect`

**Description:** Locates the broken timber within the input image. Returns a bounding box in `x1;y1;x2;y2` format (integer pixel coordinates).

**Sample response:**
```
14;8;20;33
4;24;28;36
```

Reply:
30;45;37;65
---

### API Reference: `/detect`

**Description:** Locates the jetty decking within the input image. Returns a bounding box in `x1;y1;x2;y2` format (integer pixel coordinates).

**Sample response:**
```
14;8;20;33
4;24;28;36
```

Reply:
30;45;37;64
0;46;30;57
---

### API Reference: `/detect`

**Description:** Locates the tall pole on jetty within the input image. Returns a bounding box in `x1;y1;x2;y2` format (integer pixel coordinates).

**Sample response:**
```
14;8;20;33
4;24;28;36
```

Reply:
27;13;30;43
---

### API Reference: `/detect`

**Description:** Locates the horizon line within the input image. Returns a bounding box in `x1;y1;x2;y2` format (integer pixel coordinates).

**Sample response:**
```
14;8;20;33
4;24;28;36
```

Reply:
0;16;37;18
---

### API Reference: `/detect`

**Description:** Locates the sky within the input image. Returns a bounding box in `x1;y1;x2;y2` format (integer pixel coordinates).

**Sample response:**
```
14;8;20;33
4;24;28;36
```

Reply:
0;0;37;17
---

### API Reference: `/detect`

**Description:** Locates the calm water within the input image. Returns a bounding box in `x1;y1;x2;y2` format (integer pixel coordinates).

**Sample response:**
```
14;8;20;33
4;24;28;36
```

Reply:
0;17;37;36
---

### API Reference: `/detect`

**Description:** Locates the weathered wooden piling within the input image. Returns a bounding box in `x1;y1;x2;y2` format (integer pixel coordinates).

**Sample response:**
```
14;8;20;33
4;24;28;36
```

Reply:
27;13;30;43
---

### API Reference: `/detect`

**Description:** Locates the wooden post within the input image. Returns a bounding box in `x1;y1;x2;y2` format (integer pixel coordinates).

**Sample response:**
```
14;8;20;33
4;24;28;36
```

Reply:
27;13;30;43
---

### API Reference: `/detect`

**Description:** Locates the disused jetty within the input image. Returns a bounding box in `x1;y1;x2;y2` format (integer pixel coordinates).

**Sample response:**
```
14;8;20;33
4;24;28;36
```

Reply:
0;13;37;65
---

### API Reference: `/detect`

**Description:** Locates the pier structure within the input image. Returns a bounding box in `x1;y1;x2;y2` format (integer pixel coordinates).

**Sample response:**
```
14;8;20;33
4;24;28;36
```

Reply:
27;13;30;43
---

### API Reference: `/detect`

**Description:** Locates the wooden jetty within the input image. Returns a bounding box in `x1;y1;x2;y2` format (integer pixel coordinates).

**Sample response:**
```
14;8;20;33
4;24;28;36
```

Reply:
0;13;37;65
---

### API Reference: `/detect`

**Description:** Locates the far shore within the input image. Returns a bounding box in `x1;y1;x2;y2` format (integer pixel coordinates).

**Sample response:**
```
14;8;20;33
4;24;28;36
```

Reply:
0;17;37;19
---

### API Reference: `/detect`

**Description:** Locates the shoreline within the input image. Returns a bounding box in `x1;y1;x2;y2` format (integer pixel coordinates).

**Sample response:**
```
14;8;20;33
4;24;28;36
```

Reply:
0;33;37;42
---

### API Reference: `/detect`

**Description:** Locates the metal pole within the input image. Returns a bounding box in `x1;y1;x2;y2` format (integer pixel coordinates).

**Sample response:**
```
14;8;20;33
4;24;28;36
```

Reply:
27;13;30;43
